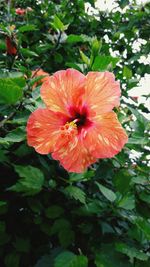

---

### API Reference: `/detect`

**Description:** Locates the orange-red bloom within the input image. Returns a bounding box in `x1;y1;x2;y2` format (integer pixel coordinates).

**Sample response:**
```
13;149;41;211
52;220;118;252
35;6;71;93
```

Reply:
31;69;50;89
27;69;128;173
16;8;26;15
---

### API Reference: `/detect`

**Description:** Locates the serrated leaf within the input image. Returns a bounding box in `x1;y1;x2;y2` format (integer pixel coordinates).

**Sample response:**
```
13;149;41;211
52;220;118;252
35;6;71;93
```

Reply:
8;165;44;196
117;194;135;210
113;169;132;194
58;228;75;248
45;205;64;219
4;127;26;143
95;243;131;267
51;15;68;31
50;219;71;235
139;192;150;204
128;137;148;145
69;170;94;182
80;50;90;65
20;48;38;57
92;55;119;71
64;186;86;204
134;218;150;240
91;38;102;57
66;34;84;43
54;251;88;267
123;66;132;79
54;251;75;267
115;242;149;261
0;78;23;104
96;182;116;202
19;24;37;32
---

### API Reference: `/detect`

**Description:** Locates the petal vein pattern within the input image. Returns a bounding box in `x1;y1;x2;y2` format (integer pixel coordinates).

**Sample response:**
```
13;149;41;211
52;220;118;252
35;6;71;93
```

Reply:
41;69;85;114
85;72;120;115
27;108;67;154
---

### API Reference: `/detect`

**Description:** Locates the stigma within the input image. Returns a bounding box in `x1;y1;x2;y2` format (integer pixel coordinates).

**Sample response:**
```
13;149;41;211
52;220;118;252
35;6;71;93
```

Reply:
60;120;78;139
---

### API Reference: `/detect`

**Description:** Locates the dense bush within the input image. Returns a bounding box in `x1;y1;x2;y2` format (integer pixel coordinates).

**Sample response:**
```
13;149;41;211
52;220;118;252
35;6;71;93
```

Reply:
0;0;150;266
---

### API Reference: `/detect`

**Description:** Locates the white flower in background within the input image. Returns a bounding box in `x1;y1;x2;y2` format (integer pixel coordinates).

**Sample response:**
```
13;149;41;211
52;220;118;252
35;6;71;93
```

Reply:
132;38;147;53
129;149;143;161
136;0;150;5
128;74;150;120
139;55;150;65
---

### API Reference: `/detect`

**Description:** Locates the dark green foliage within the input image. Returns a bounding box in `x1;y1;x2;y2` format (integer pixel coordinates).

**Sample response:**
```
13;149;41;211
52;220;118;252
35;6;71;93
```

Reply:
0;0;150;266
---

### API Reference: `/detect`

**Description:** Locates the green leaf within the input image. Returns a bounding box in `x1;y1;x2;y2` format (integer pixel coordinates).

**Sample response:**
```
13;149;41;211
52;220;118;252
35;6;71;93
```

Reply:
134;217;150;240
49;218;74;247
71;255;88;267
58;228;75;248
69;170;94;182
54;251;75;267
75;200;102;216
0;78;23;104
64;186;86;204
117;194;135;210
4;127;26;143
45;205;64;219
128;137;148;145
96;182;116;202
92;55;119;71
132;176;149;185
91;38;102;56
139;192;150;204
35;254;54;267
54;251;88;267
8;165;44;196
51;15;68;31
20;48;39;57
65;62;83;72
115;242;149;262
19;24;37;32
113;170;132;194
129;107;149;133
95;244;132;267
50;219;71;235
123;66;132;79
80;50;90;65
66;34;84;43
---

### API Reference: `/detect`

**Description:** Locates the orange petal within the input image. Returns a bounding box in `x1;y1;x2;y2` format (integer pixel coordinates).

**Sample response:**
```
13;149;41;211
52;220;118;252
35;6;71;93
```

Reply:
52;136;97;173
26;108;67;154
32;69;50;89
85;71;120;115
83;111;128;159
41;69;85;114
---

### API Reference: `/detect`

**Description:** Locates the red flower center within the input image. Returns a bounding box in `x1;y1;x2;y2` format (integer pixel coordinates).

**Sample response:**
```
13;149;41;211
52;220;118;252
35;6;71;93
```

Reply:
67;105;93;132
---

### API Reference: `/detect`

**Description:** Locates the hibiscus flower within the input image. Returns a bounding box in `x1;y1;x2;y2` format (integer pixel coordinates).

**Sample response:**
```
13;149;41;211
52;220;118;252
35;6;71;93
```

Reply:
15;8;26;15
27;69;128;173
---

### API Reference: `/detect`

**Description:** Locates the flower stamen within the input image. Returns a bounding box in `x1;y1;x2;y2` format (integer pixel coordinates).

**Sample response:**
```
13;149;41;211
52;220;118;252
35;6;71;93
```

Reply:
60;121;78;139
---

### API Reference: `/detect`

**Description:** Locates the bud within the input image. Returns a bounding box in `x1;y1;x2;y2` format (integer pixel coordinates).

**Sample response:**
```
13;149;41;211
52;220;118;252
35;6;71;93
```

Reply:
6;37;17;56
